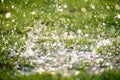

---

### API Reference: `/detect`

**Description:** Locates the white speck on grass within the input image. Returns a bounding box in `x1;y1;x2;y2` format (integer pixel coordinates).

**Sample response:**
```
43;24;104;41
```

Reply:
52;34;58;39
116;14;120;19
81;7;86;12
11;5;14;8
96;58;103;63
6;12;11;18
64;4;68;8
97;39;112;48
102;22;105;26
57;6;63;12
106;62;110;66
90;4;95;9
77;29;82;34
75;71;80;76
106;6;110;10
85;34;89;37
31;11;36;15
12;19;15;22
23;14;26;17
115;4;120;10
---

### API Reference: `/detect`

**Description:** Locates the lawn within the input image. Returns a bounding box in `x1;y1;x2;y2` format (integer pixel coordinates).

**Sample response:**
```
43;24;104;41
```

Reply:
0;0;120;80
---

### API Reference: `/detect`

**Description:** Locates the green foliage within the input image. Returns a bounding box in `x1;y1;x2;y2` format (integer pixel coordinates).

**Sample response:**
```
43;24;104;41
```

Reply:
0;0;120;79
0;69;120;80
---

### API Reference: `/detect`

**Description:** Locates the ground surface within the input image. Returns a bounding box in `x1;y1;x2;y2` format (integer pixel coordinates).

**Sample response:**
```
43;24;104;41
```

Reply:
0;0;120;80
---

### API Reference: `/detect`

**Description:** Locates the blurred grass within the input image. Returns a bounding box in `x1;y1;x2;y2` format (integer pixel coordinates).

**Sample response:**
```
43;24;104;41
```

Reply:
0;69;120;80
0;0;120;79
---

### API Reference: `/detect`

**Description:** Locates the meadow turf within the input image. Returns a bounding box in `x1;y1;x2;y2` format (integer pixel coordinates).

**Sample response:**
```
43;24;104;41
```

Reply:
0;0;120;80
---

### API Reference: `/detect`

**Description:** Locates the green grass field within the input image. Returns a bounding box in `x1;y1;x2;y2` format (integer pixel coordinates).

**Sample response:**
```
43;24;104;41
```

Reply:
0;0;120;80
